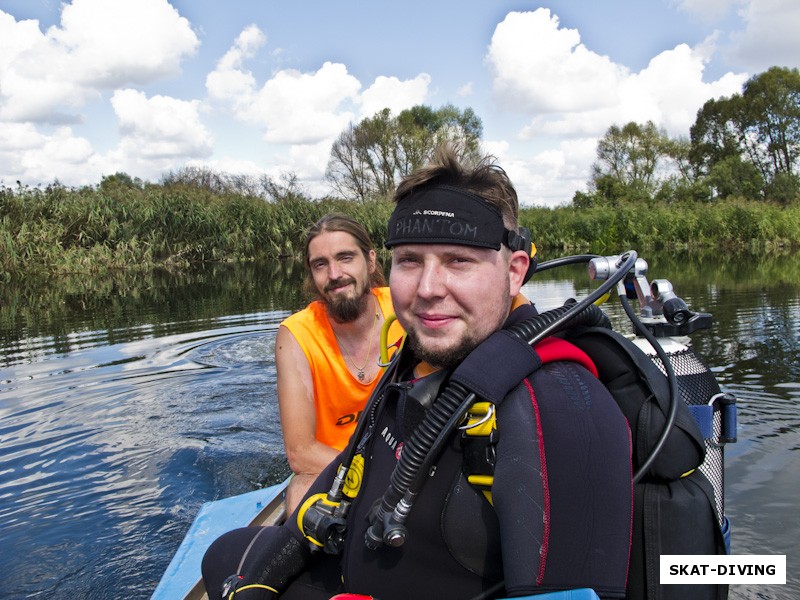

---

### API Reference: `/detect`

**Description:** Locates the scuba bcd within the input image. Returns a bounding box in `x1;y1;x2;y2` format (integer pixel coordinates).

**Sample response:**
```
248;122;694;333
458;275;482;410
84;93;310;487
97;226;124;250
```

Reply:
296;251;736;600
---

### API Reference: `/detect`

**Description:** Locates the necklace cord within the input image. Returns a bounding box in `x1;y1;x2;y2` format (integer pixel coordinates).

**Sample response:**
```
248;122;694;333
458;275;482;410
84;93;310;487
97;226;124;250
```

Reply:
333;295;380;380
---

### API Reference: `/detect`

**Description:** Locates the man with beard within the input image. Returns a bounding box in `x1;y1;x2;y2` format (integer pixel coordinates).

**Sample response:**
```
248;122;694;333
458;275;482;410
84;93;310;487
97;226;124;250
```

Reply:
203;148;631;600
277;214;403;512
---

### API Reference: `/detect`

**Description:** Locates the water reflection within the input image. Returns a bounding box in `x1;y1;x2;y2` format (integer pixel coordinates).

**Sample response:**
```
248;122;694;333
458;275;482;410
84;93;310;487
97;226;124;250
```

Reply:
0;251;798;599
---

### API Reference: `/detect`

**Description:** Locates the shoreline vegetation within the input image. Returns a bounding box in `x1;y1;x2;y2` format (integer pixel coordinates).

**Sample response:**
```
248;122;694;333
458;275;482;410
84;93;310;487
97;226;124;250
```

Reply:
3;180;799;280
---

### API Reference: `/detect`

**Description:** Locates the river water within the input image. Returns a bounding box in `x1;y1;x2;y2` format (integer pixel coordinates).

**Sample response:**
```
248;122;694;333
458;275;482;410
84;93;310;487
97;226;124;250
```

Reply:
0;253;797;599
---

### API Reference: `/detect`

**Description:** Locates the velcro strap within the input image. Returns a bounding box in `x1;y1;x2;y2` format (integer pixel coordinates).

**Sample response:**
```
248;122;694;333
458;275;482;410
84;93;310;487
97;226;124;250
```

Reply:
451;330;541;404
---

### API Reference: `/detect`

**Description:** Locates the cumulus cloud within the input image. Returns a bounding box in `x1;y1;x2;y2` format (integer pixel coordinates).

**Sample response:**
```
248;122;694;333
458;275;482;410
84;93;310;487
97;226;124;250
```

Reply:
0;121;106;186
486;137;597;206
206;29;362;145
359;74;431;119
0;11;92;122
52;0;199;87
0;0;198;123
205;24;266;114
456;82;474;97
672;0;799;73
488;9;747;142
484;8;754;206
487;9;627;114
205;24;432;183
726;0;800;72
251;62;362;144
110;89;213;177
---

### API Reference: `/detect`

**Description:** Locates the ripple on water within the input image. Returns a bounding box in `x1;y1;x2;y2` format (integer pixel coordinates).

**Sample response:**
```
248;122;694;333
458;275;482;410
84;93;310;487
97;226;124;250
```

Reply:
0;324;288;598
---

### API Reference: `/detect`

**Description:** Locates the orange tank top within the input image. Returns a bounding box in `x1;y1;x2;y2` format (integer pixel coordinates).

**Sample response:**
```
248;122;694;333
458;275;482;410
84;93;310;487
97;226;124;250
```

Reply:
281;287;403;450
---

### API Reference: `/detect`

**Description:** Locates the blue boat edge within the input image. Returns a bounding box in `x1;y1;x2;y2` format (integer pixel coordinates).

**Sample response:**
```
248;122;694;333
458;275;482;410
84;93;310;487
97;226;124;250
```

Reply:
151;478;289;600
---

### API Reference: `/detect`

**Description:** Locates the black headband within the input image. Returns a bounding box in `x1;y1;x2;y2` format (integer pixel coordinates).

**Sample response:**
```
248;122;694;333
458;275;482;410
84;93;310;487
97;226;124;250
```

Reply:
385;185;517;250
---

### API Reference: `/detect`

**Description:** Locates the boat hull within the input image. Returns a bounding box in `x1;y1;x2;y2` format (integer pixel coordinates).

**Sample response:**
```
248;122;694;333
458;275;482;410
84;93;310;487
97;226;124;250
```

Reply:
151;479;288;600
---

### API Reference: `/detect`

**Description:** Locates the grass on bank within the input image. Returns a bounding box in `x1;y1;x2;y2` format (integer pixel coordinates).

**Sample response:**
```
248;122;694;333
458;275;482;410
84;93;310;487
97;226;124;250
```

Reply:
2;181;799;280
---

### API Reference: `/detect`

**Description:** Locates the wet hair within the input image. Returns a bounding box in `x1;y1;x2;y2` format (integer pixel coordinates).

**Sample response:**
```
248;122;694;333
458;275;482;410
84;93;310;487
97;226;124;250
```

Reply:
393;144;519;229
302;213;385;298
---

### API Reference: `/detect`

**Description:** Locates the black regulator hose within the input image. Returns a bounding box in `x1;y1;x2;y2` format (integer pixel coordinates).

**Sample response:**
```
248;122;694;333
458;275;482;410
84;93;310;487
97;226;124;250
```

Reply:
534;253;602;273
365;382;477;548
620;294;681;483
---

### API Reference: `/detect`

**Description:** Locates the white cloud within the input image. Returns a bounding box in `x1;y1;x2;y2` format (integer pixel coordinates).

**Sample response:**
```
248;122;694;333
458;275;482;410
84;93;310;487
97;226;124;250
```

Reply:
0;11;92;122
216;24;267;72
456;82;474;97
3;1;795;203
487;9;627;114
359;74;431;119
206;30;362;145
671;0;737;22
205;25;266;115
672;0;800;74
489;11;747;139
0;122;106;186
110;89;213;177
0;1;198;124
252;62;361;144
205;26;432;187
727;0;800;72
488;137;597;206
52;0;199;87
485;8;751;206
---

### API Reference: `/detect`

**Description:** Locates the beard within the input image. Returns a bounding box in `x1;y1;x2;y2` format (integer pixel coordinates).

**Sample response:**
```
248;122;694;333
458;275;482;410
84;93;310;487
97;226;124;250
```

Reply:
403;327;484;370
323;277;372;323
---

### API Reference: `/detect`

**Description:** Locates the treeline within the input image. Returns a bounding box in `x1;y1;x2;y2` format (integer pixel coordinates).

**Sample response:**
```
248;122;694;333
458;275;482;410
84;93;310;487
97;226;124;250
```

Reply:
578;67;800;206
520;201;800;253
3;176;799;280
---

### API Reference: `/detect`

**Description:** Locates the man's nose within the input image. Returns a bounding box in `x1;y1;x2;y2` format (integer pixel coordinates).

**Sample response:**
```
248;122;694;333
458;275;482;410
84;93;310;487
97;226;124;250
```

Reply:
328;260;344;280
416;260;446;299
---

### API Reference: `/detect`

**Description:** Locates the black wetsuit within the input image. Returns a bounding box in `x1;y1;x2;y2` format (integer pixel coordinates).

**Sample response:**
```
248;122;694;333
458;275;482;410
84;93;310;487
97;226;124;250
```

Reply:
203;304;633;600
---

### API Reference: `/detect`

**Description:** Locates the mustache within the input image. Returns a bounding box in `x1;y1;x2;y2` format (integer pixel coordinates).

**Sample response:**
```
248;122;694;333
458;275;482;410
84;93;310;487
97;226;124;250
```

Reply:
324;277;356;293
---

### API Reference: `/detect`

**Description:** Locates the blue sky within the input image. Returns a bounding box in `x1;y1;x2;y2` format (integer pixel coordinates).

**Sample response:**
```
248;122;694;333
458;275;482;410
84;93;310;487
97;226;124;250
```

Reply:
1;0;798;206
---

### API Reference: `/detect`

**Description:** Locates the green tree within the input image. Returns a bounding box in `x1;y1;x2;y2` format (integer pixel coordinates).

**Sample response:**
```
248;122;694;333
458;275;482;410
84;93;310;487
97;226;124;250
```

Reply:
325;104;483;202
587;121;671;204
741;67;800;179
690;67;800;201
99;172;144;192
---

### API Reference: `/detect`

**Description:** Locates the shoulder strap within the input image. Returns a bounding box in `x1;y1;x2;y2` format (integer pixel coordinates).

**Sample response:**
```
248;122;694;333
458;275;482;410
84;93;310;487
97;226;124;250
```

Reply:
450;303;597;405
460;334;600;505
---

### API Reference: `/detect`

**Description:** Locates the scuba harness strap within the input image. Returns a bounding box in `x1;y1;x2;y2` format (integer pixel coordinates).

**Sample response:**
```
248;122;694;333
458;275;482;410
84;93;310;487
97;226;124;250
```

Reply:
460;334;599;505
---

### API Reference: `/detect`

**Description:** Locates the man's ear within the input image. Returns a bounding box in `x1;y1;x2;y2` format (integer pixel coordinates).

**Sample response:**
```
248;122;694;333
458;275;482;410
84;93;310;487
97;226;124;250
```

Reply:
508;250;530;296
368;249;377;273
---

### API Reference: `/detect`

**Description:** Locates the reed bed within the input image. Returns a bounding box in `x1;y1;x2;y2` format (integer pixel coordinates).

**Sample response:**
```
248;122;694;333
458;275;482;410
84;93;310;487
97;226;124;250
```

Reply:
2;182;798;280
